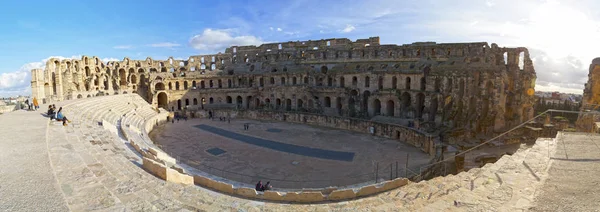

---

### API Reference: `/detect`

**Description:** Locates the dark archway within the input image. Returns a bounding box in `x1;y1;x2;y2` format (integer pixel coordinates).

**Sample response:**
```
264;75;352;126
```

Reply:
429;97;438;122
373;99;381;116
386;100;395;116
416;93;425;118
286;99;292;111
155;83;165;90
226;96;233;104
297;99;304;109
177;99;182;110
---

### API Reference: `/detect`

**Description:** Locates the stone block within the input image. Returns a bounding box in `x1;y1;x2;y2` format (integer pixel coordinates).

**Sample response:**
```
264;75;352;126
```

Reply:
327;189;356;201
381;178;409;191
142;157;167;180
148;147;176;164
166;168;193;185
356;185;380;197
193;175;210;186
263;191;284;201
295;191;325;202
235;187;258;198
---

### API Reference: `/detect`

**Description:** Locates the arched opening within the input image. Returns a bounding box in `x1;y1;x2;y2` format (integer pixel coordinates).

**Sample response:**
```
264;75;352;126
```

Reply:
392;76;397;89
324;97;331;107
401;92;411;114
51;72;57;95
246;96;251;109
363;90;371;114
365;76;370;87
155;83;165;90
131;75;137;84
321;66;328;74
420;77;426;91
429;97;438;121
327;77;332;86
276;98;282;109
336;97;342;115
255;98;260;108
193;98;198;105
168;82;172;90
378;76;383;89
303;76;309;84
175;82;180;90
77;94;83;99
119;69;127;86
236;96;243;107
265;98;271;108
348;98;356;117
292;77;297;85
270;77;275;85
281;77;286;85
209;80;214;88
297;99;304;109
373;99;381;116
177;99;182;110
417;93;425;118
218;79;222;88
386;100;395;116
185;99;189;106
200;81;205;89
405;77;411;90
226;96;232;104
340;77;345;87
259;78;264;87
286;99;292;111
228;79;232;88
184;81;188;89
209;97;214;104
352;76;358;86
192;81;197;88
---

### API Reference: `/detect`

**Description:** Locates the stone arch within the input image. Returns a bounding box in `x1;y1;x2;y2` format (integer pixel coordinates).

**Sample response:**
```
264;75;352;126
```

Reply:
193;98;198;105
429;96;438;122
352;76;358;86
155;82;165;90
119;69;127;86
131;74;137;84
236;96;242;106
77;94;83;99
286;99;292;111
386;100;395;116
184;81;188;90
420;77;426;91
175;82;180;90
185;99;190;106
363;90;371;114
340;76;345;87
226;96;233;104
365;76;370;87
297;99;304;109
321;66;328;74
177;99;182;110
372;99;381;116
405;77;411;90
324;96;331;107
200;81;205;89
416;93;425;118
209;97;214;104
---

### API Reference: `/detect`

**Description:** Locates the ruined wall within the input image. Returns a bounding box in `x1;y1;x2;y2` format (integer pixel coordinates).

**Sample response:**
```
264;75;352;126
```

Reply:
31;37;536;135
576;58;600;132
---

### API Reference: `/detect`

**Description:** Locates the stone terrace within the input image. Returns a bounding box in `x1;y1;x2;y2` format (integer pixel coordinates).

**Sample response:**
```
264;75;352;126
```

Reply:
0;94;596;211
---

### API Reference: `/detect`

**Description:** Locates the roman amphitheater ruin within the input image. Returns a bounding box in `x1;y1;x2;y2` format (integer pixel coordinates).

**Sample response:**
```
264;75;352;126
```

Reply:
20;37;598;211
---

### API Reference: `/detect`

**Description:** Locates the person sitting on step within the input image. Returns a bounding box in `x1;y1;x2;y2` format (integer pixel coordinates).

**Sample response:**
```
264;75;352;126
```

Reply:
48;105;56;120
55;107;71;126
264;181;272;191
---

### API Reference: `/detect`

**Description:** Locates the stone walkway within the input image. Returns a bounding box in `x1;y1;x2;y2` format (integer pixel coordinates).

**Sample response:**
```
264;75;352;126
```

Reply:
530;132;600;211
0;109;69;212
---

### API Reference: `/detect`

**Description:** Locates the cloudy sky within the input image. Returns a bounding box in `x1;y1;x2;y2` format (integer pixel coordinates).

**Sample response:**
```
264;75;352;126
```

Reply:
1;0;599;97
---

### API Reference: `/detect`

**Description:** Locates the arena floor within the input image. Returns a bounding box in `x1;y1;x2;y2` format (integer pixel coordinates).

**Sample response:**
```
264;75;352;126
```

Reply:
149;118;431;189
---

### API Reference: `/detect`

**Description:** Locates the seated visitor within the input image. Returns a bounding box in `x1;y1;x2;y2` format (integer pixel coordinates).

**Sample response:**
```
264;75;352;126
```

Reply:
255;181;264;191
55;107;71;126
48;105;55;120
264;181;272;191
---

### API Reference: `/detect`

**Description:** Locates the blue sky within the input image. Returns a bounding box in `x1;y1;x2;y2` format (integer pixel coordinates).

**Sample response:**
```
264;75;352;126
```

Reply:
1;0;600;97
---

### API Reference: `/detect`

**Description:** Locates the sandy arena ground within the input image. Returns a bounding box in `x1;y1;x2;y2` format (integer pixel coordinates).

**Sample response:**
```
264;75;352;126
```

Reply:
149;118;431;189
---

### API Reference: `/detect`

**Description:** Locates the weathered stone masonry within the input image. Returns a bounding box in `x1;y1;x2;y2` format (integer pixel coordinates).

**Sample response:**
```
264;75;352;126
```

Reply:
31;36;536;136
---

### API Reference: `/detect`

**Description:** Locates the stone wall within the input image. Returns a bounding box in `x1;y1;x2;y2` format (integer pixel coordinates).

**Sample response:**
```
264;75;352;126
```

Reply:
31;36;537;139
0;105;16;114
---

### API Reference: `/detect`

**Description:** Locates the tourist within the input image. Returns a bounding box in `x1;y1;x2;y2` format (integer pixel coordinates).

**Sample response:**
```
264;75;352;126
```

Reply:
56;107;71;126
264;181;272;191
25;99;30;110
48;105;56;120
33;97;39;110
255;181;264;191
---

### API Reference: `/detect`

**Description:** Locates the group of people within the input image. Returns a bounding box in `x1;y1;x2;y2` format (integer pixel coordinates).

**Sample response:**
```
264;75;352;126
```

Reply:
255;181;272;191
48;105;70;126
24;97;39;111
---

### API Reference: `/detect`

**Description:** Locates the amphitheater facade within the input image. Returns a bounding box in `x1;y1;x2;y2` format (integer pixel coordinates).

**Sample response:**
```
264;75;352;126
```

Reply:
31;36;536;136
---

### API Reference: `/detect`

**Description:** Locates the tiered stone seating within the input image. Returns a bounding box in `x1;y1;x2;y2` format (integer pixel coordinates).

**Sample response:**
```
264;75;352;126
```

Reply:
44;94;560;210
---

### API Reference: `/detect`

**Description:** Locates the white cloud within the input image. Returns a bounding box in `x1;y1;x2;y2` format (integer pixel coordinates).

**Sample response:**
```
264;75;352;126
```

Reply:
102;58;120;62
269;27;274;31
277;28;282;32
189;28;265;51
147;42;181;48
113;45;133;49
340;24;356;33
